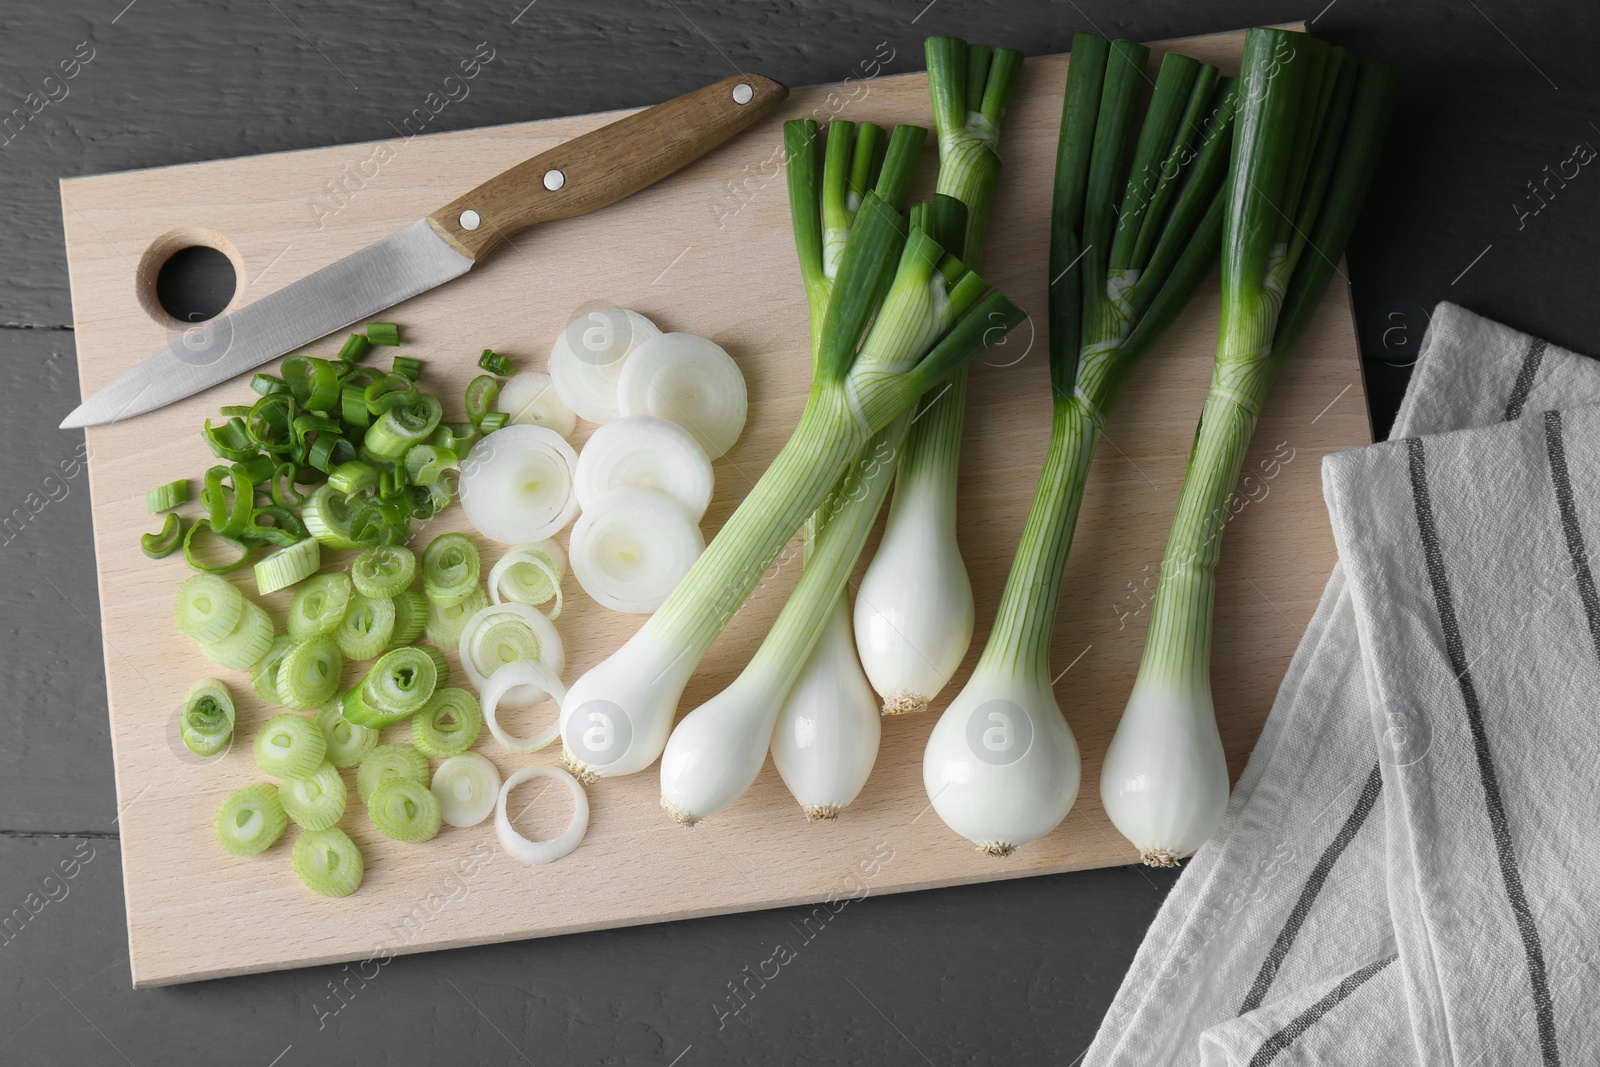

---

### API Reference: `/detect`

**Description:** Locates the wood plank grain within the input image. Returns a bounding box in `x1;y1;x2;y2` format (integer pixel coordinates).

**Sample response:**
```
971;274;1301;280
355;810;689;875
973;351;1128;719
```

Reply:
60;25;1370;987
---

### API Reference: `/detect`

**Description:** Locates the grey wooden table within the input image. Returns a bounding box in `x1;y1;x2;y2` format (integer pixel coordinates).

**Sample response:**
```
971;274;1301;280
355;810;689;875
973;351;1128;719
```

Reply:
2;1;1595;1064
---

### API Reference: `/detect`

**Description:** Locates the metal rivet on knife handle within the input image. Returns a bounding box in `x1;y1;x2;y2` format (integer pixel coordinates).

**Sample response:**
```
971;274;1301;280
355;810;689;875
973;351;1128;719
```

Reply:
424;72;788;262
459;210;481;231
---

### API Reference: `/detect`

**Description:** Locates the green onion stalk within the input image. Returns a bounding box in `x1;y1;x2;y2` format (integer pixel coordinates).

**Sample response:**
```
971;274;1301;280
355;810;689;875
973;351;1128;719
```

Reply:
923;35;1239;856
853;38;1025;716
561;133;1026;785
1101;29;1397;866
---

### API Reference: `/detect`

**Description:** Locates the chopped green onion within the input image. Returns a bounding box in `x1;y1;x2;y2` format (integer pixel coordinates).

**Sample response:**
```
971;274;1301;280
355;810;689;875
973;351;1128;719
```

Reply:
147;479;189;514
252;634;296;703
246;394;297;455
351;545;416;599
316;700;379;769
351;646;438;725
335;593;397;660
478;349;511;376
141;512;184;559
476;411;508;433
365;322;400;346
282;355;342;412
251;373;288;397
366;777;442;843
278;761;347;830
291;827;364;897
199;598;274;671
433;422;476;458
254;536;321;596
214;784;288;857
253;712;327;779
411;686;482;758
422;532;480;606
287;572;353;640
184;518;252;573
356;742;428;803
425;584;487;648
391;355;422;381
414;643;449;685
389;589;429;648
362;373;414;415
365;393;442;460
341;382;371;427
301;485;362;550
179;678;235;757
174;574;245;644
268;463;307;508
465;375;499;426
338;332;373;363
403;444;454;487
327;460;378;496
275;635;343;711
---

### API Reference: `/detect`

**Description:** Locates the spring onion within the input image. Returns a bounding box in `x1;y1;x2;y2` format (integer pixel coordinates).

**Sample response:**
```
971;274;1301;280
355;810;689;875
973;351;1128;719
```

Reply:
367;777;442;843
465;374;500;427
411;686;483;758
291;827;364;897
389;588;429;647
183;519;251;573
457;425;579;546
338;332;372;363
548;308;661;423
481;660;565;753
1103;31;1397;866
570;487;706;614
486;541;565;618
147;479;189;513
357;742;429;804
334;593;397;660
250;635;293;702
254;713;327;779
457;601;564;700
923;35;1243;857
279;760;348;831
614;333;748;460
343;646;439;727
391;355;422;381
174;574;244;644
421;532;481;606
214;784;288;857
563;144;1023;780
431;752;501;828
365;322;400;346
316;700;379;769
425;587;487;648
496;765;589;864
253;536;321;595
275;635;343;711
350;544;416;599
365;392;442;460
574;415;714;520
199;597;274;671
141;513;184;559
498;371;576;439
478;348;511;375
285;572;352;639
179;678;235;757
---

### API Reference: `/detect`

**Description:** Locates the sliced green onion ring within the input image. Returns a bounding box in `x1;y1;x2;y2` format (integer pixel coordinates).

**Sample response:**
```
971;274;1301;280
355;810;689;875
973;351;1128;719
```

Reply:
316;700;379;769
365;392;443;460
174;574;244;643
335;593;397;660
180;678;235;757
275;636;343;711
358;646;438;719
327;460;379;496
432;752;502;827
254;713;327;779
252;634;296;703
215;784;288;857
254;537;321;595
200;599;274;671
357;742;429;803
302;485;362;550
292;827;364;897
148;479;189;514
465;374;500;425
478;349;511;376
389;589;429;647
287;573;353;639
338;332;373;363
183;518;252;573
422;532;481;606
411;686;483;758
486;540;566;618
279;761;348;830
425;587;487;648
141;512;185;559
351;544;416;598
481;659;566;754
367;777;442;843
391;355;422;381
365;322;400;346
457;601;565;701
495;764;588;864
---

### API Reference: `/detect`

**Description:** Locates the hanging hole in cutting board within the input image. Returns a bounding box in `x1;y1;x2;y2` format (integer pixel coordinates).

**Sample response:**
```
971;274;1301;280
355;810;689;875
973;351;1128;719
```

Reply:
134;228;246;335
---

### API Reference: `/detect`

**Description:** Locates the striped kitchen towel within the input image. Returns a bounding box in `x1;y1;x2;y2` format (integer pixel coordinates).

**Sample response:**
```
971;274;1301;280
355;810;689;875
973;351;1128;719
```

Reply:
1083;302;1600;1067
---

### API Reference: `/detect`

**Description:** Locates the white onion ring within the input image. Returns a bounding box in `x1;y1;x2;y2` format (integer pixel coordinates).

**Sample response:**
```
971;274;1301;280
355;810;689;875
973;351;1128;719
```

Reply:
482;659;566;753
487;540;567;618
495;764;589;865
570;487;705;613
458;425;579;545
548;308;660;424
499;372;577;439
459;601;565;707
431;752;502;828
574;415;714;521
615;332;747;459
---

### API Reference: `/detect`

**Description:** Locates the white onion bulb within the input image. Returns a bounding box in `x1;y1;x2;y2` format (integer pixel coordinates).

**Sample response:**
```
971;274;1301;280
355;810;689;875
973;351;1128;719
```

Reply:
569;487;704;613
615;332;747;459
574;415;714;521
458;425;579;545
548;308;659;423
498;372;577;439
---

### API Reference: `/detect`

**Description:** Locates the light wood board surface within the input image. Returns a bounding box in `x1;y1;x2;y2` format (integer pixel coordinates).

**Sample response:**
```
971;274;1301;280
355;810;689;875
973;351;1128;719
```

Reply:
60;23;1368;987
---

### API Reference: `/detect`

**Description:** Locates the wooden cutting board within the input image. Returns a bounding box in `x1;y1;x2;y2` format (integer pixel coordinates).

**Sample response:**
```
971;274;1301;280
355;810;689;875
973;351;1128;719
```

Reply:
60;23;1368;987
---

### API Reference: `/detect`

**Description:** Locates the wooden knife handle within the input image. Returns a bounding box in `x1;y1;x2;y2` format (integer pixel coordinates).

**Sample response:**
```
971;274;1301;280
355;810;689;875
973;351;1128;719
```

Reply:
426;73;788;261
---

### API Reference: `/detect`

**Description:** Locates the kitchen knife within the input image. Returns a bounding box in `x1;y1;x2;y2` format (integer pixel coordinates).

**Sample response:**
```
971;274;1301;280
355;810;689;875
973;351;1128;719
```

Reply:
61;73;787;429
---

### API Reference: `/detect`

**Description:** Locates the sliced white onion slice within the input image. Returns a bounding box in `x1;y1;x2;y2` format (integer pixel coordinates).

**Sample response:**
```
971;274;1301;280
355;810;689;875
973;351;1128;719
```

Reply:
548;308;660;423
498;372;577;439
458;425;579;545
431;752;502;828
496;764;588;864
570;487;704;613
482;659;566;753
615;332;747;459
487;540;567;618
574;415;714;521
459;601;566;707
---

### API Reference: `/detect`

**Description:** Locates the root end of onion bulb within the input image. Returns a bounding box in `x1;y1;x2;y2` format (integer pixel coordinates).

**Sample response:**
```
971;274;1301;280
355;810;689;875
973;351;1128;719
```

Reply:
561;748;600;785
881;691;928;717
803;804;841;822
979;841;1017;858
1140;847;1183;868
660;796;698;826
